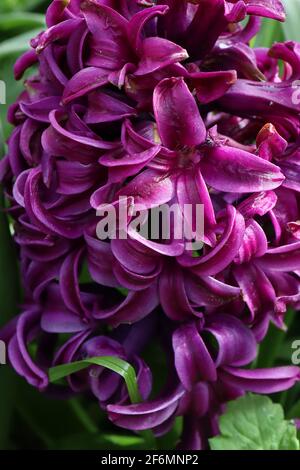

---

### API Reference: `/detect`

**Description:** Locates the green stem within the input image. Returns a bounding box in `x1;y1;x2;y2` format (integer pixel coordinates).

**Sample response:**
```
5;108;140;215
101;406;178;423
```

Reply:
256;310;294;369
68;399;98;434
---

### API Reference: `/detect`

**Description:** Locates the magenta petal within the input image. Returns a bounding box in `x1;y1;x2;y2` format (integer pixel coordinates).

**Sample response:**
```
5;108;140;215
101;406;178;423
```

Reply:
233;263;275;320
200;145;285;193
242;0;286;21
62;67;109;104
190;70;237;104
238;190;277;217
117;169;175;209
176;168;216;231
34;18;84;53
85;90;137;123
235;219;268;264
179;206;245;276
256;242;300;271
127;4;169;53
135;37;188;76
100;145;160;183
82;1;131;70
153;77;206;149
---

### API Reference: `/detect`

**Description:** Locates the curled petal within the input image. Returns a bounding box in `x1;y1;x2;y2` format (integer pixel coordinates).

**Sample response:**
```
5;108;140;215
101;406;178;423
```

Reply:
179;206;245;276
107;386;185;431
204;314;257;368
173;322;217;389
8;310;48;390
220;366;300;394
256;241;300;271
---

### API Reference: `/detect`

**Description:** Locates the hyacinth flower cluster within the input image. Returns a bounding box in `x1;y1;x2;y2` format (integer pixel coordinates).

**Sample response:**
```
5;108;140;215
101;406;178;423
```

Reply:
1;0;300;450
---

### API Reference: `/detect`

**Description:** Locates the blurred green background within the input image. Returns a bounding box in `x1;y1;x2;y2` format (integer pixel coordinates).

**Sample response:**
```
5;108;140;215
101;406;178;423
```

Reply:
1;0;300;450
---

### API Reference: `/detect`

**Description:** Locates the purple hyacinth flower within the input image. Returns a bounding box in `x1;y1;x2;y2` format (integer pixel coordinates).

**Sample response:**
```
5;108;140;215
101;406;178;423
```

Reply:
2;0;300;451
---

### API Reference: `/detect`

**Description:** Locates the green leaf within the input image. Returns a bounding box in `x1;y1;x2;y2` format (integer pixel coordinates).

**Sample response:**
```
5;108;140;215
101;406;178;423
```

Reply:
49;356;142;404
0;13;45;30
0;121;20;450
282;0;300;41
0;0;46;13
254;18;284;47
0;28;41;60
256;310;294;368
209;394;300;450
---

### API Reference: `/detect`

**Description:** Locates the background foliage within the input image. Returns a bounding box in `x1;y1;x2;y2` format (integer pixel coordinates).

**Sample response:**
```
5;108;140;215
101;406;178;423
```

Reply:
1;0;300;450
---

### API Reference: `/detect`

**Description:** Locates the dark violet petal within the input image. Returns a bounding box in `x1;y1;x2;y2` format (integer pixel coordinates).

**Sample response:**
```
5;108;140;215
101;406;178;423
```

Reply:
41;310;88;333
62;67;109;104
173;322;217;389
186;275;241;308
84;228;119;288
94;283;159;327
200;145;285;193
55;160;101;195
67;22;89;75
24;168;86;239
20;96;61;123
159;265;202;321
59;248;85;315
42;110;117;164
107;386;185;431
204;314;257;367
220;366;300;394
8;310;48;390
153;77;206;149
111;237;161;276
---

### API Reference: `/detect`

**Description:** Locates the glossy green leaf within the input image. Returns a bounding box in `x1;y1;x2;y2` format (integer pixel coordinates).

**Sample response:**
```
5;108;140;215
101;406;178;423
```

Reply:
49;356;142;404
